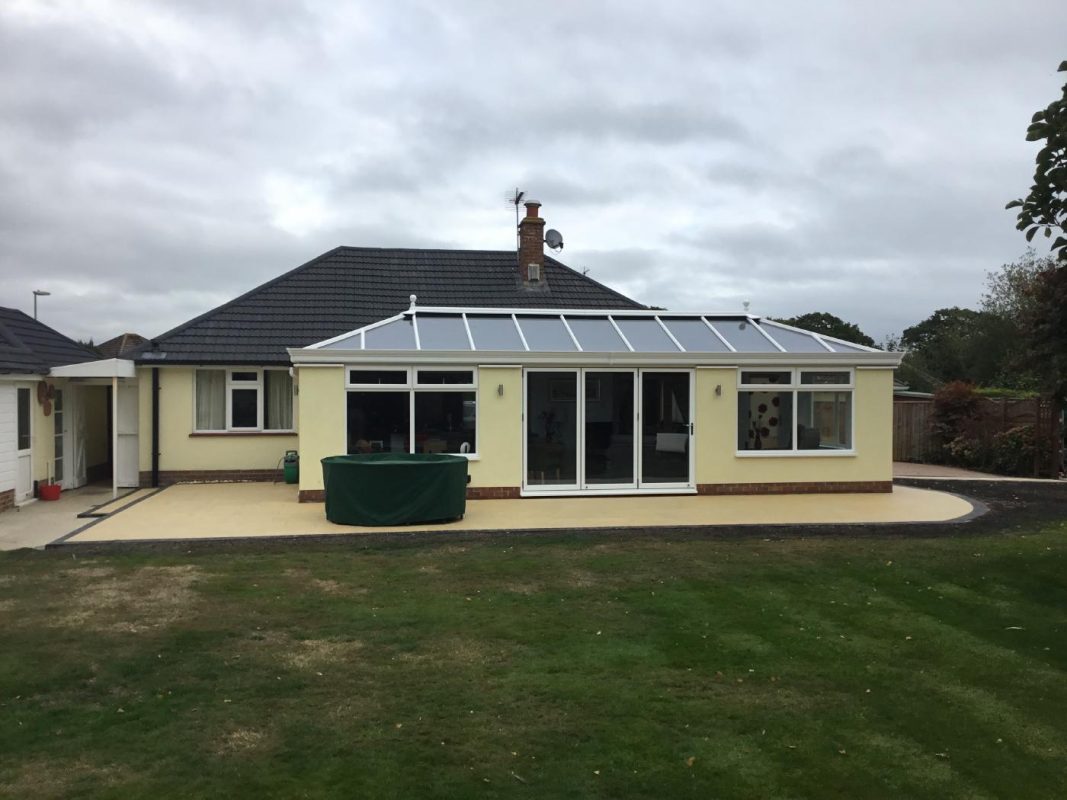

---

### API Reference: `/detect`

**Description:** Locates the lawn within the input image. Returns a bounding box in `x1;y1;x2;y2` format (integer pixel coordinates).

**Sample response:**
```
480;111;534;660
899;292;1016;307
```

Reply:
1;519;1066;798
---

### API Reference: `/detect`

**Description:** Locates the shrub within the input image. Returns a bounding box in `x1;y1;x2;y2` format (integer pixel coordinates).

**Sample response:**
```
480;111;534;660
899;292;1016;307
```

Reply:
989;424;1038;477
944;434;985;469
931;381;983;464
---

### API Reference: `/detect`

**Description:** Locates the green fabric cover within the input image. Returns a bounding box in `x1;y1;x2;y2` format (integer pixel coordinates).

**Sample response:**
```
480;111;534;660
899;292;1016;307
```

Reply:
321;453;468;526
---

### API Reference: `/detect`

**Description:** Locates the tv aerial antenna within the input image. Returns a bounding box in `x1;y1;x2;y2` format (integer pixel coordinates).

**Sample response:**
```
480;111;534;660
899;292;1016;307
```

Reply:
508;188;525;226
507;187;526;253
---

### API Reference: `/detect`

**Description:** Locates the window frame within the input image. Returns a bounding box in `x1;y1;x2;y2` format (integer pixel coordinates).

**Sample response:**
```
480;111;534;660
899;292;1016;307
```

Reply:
736;367;855;457
344;366;479;458
193;367;295;434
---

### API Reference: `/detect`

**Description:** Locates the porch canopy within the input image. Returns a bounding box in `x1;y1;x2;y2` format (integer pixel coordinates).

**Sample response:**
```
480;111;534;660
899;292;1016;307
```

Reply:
289;303;896;366
49;358;136;379
49;358;137;499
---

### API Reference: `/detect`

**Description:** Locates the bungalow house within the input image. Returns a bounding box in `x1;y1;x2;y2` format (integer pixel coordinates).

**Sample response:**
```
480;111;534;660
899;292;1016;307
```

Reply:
129;202;903;503
0;308;138;511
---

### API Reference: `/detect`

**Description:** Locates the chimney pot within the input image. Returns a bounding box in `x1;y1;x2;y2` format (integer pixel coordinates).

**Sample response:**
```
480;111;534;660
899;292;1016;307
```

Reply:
524;200;541;219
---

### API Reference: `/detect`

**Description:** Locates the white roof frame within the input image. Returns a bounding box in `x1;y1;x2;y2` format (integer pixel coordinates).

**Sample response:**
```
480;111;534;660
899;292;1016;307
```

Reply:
288;304;899;367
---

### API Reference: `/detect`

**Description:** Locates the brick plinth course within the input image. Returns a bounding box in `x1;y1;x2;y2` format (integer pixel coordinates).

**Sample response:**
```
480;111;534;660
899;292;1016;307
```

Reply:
697;481;893;495
298;487;521;503
140;470;282;488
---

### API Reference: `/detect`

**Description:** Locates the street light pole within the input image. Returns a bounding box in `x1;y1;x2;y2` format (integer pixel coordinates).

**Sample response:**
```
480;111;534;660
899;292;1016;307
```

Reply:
32;290;51;320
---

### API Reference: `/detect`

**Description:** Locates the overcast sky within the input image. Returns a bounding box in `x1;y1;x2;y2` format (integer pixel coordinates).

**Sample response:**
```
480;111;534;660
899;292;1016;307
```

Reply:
1;1;1064;345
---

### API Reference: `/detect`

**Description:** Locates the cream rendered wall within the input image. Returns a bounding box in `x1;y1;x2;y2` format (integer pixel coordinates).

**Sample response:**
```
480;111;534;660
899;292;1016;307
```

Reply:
138;367;297;474
296;366;346;492
468;366;522;488
694;367;894;485
295;365;523;492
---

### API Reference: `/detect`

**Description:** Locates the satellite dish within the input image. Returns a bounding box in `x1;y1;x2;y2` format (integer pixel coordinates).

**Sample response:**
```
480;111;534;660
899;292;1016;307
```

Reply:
544;229;564;251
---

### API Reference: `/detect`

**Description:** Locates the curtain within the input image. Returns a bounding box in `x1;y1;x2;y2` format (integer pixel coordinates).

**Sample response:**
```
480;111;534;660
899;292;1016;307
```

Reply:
265;370;293;430
195;369;226;430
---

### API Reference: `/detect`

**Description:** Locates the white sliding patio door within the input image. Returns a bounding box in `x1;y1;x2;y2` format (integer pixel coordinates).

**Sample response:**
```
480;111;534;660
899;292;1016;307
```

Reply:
524;368;693;494
525;370;580;489
583;370;637;489
637;370;694;489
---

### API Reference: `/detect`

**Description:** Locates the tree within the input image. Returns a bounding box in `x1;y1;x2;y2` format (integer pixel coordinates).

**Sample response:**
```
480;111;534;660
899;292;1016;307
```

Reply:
1006;61;1067;262
978;249;1054;389
895;307;1009;392
772;312;876;347
1024;265;1067;402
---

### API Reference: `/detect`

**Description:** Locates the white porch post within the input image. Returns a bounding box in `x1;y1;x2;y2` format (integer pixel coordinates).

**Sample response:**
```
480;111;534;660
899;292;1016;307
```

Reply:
111;375;118;499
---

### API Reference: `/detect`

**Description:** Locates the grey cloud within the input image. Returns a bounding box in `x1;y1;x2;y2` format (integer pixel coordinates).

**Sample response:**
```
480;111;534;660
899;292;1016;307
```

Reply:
1;0;1065;346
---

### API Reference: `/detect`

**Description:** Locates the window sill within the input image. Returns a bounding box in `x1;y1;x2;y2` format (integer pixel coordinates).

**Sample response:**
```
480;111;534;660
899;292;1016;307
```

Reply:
191;431;297;437
735;450;856;458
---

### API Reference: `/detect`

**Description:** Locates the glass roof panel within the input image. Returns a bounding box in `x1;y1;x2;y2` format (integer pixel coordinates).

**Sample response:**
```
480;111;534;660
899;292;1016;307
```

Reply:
824;339;872;353
363;318;417;350
566;317;628;352
615;318;679;352
761;324;830;353
660;318;730;352
518;316;577;351
319;332;363;350
415;315;471;351
715;319;779;352
467;315;526;351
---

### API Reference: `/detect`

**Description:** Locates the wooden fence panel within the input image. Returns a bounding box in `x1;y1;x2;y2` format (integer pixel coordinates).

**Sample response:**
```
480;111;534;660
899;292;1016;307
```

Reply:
893;401;933;462
893;396;1063;476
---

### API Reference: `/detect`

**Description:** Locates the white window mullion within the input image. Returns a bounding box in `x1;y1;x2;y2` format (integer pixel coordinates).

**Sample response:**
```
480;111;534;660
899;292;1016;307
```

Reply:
225;380;233;432
409;389;416;453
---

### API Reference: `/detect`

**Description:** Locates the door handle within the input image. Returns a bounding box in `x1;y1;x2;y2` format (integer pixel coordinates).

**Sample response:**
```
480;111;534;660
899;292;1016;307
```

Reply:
688;422;694;434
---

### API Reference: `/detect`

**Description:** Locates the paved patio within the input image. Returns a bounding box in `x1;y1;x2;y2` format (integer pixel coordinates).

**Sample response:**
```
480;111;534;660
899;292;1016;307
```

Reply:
0;485;148;550
58;482;977;545
893;461;1064;481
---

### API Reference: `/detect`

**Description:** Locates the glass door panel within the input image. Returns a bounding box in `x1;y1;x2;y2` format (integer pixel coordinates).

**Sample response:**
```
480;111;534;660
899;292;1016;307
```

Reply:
584;371;635;486
526;371;578;487
640;371;691;485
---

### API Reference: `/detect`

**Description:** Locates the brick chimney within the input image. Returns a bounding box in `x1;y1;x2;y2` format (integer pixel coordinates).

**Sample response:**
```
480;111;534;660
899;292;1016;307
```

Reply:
517;200;545;284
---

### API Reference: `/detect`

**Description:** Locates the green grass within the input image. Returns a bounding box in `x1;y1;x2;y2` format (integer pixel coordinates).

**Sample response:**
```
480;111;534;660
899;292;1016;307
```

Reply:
1;523;1066;798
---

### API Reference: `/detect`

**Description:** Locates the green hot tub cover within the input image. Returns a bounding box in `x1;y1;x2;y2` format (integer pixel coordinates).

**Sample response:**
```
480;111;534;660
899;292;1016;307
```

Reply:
321;453;468;526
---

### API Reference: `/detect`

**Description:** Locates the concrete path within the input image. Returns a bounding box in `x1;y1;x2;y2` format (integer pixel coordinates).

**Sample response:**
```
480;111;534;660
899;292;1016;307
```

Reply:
0;485;144;550
894;461;1062;482
63;482;976;545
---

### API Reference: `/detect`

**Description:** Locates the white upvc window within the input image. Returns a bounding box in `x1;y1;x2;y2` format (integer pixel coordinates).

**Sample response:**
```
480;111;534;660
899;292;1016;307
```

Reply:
194;368;294;432
736;368;855;455
344;366;478;457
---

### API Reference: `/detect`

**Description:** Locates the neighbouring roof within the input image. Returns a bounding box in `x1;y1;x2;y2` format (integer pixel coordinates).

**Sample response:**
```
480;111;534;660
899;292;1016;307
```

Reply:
0;307;100;375
136;247;643;365
97;332;148;359
292;305;896;366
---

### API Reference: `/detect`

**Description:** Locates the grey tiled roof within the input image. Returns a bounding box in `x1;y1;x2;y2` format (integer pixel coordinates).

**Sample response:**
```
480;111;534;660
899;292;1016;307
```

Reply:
0;307;100;374
97;332;148;359
136;247;644;365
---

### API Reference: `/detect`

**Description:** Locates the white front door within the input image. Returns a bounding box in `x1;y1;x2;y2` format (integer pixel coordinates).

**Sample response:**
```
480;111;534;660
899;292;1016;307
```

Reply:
115;382;139;488
15;385;33;503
